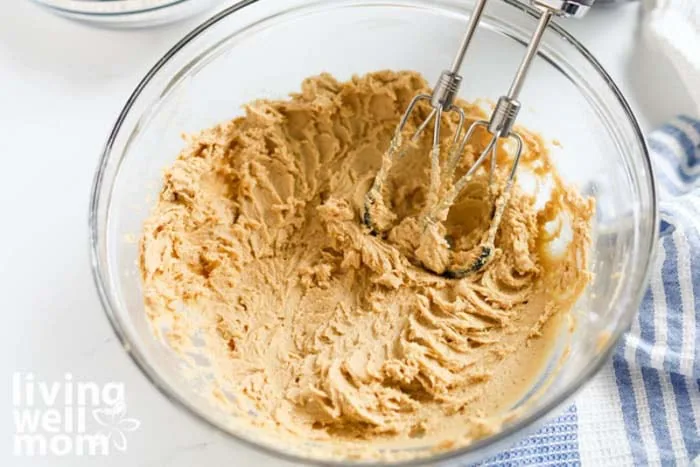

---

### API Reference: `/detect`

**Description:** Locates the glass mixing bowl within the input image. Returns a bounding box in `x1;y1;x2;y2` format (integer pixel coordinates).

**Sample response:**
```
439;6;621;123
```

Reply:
89;0;657;464
32;0;226;27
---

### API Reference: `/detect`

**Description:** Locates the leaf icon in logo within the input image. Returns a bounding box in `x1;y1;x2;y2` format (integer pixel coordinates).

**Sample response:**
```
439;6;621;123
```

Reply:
92;400;125;426
92;399;141;452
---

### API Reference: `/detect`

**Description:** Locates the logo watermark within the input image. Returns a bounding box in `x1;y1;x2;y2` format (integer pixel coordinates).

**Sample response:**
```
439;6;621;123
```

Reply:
12;372;140;457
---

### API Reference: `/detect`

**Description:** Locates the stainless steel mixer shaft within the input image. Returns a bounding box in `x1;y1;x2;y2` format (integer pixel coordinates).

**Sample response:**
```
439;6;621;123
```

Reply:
363;0;594;278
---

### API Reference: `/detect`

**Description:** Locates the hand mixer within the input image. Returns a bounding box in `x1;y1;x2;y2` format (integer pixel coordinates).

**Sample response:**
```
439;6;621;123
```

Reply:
363;0;594;278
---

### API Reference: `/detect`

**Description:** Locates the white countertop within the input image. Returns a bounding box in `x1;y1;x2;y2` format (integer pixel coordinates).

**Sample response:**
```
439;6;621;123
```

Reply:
0;1;693;466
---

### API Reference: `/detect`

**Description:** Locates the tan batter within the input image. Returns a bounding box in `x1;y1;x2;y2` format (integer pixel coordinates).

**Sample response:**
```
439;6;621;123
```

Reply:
140;71;593;458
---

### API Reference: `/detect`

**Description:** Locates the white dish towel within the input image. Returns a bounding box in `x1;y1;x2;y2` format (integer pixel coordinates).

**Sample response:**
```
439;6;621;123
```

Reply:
643;0;700;116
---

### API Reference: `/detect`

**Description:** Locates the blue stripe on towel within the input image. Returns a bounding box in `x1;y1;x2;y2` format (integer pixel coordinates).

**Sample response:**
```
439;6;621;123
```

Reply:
662;124;699;167
641;367;674;464
663;230;683;375
678;115;700;135
648;119;700;188
477;405;580;466
670;372;700;458
613;356;648;466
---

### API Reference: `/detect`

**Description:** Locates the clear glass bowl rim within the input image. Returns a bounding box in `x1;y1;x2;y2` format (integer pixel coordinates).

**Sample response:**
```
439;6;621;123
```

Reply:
33;0;189;16
88;0;659;465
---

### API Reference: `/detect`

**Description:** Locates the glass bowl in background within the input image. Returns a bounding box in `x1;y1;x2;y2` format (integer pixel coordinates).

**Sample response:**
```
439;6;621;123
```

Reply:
32;0;227;27
89;0;657;464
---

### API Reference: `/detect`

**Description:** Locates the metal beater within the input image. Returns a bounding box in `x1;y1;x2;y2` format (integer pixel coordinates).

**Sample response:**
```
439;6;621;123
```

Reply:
363;0;593;278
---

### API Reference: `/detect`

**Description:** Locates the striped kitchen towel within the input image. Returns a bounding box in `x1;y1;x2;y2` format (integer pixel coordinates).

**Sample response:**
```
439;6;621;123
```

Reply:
473;116;700;467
